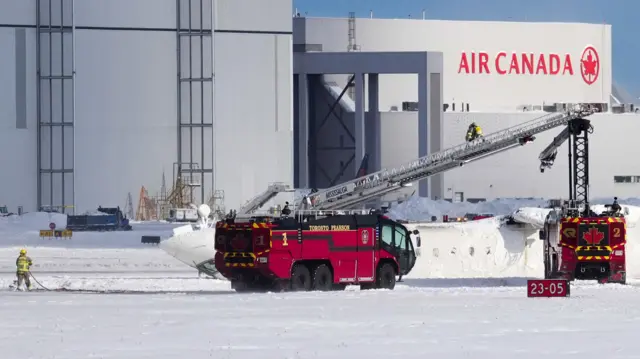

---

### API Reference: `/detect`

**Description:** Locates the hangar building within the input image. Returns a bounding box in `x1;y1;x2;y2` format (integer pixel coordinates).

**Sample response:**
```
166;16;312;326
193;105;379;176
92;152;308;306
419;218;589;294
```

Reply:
293;16;639;203
0;0;293;214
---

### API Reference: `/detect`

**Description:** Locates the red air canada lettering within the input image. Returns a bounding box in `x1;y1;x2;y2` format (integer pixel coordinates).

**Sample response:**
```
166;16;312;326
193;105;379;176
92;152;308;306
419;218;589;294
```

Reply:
458;52;574;76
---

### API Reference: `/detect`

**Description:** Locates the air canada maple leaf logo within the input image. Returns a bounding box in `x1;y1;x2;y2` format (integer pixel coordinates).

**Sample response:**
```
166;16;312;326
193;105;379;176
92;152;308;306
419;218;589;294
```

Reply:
580;46;600;85
583;227;604;245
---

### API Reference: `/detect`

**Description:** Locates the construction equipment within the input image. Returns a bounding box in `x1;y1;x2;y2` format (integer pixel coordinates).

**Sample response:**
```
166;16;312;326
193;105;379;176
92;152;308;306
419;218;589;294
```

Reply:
538;117;626;284
214;210;416;292
166;207;199;222
66;206;133;232
135;186;159;221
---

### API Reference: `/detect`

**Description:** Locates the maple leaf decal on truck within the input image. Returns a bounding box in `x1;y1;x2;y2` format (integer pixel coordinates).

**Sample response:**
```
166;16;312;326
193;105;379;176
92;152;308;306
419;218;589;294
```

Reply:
583;227;604;245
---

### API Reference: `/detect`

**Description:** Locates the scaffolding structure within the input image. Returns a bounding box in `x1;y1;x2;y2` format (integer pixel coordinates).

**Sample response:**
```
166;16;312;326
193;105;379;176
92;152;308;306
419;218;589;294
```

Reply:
207;189;225;218
176;0;214;204
36;0;76;214
136;186;159;221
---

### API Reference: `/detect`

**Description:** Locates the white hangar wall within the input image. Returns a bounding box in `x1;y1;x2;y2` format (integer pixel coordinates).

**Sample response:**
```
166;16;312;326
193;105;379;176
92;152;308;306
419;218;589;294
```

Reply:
378;112;640;202
0;0;293;213
294;17;612;112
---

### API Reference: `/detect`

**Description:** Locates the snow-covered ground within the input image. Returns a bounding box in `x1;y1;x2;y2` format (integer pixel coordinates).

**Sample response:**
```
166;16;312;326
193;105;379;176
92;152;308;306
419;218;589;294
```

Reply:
4;281;640;359
2;198;640;358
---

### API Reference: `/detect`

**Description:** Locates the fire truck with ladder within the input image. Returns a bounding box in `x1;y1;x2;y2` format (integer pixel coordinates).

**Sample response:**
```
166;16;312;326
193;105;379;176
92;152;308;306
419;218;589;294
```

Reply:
214;211;417;292
538;117;627;284
214;104;599;291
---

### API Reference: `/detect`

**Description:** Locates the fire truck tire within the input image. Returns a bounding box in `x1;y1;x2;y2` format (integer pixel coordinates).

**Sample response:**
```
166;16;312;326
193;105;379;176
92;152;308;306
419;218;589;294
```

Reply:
333;284;347;291
376;263;396;290
312;264;333;291
290;263;312;291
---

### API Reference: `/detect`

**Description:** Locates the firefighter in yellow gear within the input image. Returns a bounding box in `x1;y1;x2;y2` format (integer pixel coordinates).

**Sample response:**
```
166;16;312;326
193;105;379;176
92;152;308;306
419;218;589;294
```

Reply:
465;122;483;142
16;249;33;291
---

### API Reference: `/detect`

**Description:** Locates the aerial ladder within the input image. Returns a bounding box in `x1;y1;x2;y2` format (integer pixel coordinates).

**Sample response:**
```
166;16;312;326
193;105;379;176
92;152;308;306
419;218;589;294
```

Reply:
538;117;593;216
298;104;598;210
236;182;292;215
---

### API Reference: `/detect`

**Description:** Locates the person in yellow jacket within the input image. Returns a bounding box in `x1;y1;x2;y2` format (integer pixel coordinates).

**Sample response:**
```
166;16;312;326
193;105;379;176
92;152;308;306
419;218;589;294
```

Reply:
465;122;483;142
16;249;33;291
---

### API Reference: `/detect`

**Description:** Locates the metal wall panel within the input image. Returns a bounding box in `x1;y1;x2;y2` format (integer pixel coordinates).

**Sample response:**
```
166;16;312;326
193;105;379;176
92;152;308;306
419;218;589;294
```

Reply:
0;27;38;211
0;0;294;213
213;32;293;210
215;0;292;33
0;1;37;26
73;30;178;213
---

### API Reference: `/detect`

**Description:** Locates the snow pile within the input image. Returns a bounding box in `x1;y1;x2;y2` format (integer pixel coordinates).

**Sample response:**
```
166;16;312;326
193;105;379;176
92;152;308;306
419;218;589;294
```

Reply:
388;195;640;223
388;197;547;221
82;210;110;216
512;207;552;227
406;218;543;279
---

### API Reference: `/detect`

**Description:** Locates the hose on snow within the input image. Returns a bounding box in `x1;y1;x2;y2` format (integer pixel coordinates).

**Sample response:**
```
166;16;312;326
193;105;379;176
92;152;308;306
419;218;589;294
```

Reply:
29;272;53;291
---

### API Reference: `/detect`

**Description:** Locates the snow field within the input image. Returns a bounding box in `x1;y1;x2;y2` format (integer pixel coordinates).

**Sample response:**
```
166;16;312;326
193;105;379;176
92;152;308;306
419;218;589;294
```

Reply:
2;281;640;359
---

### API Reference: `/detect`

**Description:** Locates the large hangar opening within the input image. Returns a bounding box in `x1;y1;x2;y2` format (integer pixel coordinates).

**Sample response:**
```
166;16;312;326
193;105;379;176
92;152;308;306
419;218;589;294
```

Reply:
293;51;445;201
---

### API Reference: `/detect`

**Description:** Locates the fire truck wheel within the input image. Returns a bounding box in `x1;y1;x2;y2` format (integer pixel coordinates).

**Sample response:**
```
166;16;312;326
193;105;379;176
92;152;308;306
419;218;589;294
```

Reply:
312;264;333;291
333;284;347;291
376;263;396;290
290;263;312;291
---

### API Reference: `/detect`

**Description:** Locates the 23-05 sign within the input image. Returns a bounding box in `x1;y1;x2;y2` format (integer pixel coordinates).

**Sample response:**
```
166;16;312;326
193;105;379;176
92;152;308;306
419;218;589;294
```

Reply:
527;279;570;298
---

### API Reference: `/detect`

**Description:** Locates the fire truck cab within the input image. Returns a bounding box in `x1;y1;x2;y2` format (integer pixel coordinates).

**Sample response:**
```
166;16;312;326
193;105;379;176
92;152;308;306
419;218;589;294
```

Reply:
540;201;627;284
214;211;417;292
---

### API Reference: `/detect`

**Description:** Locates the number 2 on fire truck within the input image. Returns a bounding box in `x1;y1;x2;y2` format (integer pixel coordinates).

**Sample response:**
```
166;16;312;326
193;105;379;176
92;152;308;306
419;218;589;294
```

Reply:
613;227;621;238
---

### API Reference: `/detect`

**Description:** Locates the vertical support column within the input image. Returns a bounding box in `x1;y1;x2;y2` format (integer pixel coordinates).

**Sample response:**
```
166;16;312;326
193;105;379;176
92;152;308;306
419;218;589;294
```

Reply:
428;70;444;200
308;75;318;189
36;0;75;213
367;73;381;173
176;0;214;204
296;74;310;188
417;68;429;198
354;72;366;176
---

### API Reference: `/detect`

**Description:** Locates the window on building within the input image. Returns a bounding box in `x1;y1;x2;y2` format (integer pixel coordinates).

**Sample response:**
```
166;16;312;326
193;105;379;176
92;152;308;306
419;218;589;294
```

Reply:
613;176;640;183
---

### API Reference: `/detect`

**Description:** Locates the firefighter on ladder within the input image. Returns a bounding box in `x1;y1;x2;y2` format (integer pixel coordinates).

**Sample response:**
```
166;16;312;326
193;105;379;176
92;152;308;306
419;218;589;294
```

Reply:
16;249;33;291
465;122;483;142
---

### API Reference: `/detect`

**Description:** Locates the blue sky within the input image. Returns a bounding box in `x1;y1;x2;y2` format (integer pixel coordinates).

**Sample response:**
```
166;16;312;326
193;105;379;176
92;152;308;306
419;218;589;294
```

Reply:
293;0;639;97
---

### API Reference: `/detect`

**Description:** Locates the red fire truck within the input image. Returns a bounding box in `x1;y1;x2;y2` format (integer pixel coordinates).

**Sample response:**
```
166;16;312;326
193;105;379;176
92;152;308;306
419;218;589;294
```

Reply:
538;117;626;284
541;207;626;284
213;212;417;292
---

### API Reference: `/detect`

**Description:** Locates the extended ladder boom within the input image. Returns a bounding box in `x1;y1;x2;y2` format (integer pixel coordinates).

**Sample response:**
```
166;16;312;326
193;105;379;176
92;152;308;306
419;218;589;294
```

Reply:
302;104;597;210
539;126;570;172
236;182;291;215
